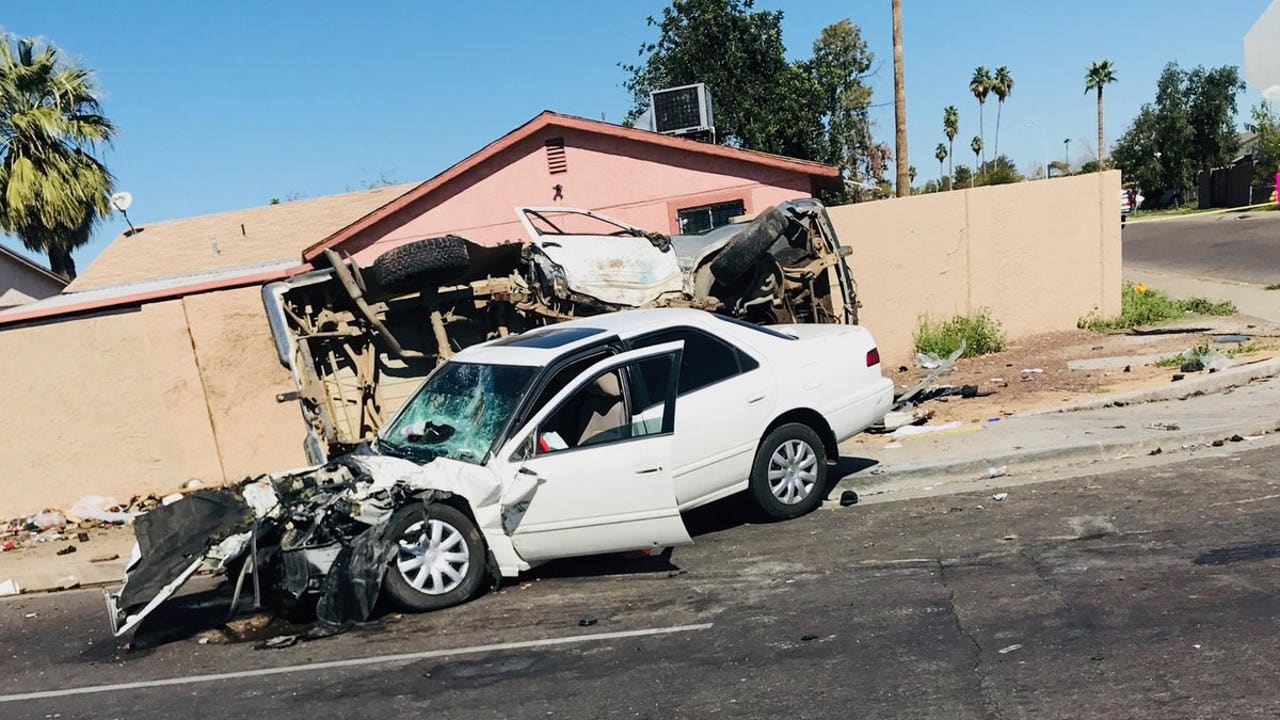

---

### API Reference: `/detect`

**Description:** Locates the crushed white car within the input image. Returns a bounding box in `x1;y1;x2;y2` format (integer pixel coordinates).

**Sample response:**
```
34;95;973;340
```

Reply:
106;308;892;636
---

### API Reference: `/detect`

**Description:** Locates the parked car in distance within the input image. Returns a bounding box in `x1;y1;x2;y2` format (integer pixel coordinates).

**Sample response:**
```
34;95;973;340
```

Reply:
106;308;893;634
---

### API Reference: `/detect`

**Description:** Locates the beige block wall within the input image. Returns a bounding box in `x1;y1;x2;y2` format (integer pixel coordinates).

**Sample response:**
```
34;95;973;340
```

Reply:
0;286;306;519
831;171;1122;364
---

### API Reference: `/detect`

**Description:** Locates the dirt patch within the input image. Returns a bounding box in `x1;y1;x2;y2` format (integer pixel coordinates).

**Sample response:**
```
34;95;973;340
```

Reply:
884;327;1280;427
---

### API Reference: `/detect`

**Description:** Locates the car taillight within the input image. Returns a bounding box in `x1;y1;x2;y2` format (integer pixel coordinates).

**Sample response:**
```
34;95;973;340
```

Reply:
866;347;880;366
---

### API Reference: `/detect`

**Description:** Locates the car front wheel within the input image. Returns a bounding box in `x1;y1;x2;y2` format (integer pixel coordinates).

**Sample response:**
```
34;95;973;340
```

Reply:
381;503;486;612
748;423;828;520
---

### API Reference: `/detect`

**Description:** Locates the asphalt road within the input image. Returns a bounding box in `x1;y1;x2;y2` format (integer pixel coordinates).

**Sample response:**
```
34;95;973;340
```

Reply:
1124;211;1280;285
5;443;1280;719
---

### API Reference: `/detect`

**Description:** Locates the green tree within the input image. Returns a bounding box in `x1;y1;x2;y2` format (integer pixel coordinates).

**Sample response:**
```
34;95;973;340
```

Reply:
991;66;1013;159
0;35;115;279
1185;65;1245;176
969;135;983;186
976;155;1023;186
970;66;991;166
1110;104;1163;192
934;142;948;185
943;105;959;188
1246;100;1280;187
805;19;878;200
952;164;973;187
1084;60;1116;168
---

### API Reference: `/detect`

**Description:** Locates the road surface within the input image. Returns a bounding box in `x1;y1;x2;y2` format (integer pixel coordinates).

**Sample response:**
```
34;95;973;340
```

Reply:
1124;211;1280;285
4;442;1280;718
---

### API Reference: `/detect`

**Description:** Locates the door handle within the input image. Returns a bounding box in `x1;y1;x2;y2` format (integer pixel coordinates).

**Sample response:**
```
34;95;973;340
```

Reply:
517;466;539;476
634;465;662;475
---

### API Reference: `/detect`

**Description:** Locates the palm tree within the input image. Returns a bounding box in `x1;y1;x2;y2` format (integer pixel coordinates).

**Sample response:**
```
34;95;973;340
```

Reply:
1084;60;1117;170
892;0;909;197
935;143;948;186
0;35;115;279
943;105;959;189
991;66;1013;159
970;67;992;166
970;136;983;187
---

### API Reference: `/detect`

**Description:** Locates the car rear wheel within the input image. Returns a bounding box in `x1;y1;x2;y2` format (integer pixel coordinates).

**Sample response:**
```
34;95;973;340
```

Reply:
381;504;486;612
748;423;828;520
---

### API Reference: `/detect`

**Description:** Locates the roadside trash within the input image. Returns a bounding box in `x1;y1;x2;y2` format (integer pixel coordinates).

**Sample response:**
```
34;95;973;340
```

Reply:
839;490;859;507
75;532;90;543
195;629;229;645
1002;534;1018;541
256;635;300;650
885;442;903;449
224;612;274;639
91;553;120;563
69;495;137;524
1123;365;1131;373
992;492;1008;502
987;417;1001;423
578;617;598;627
56;545;77;556
985;466;1009;480
24;612;38;619
1020;368;1043;375
1212;439;1225;447
1201;350;1233;372
181;479;205;491
1215;334;1250;343
894;341;966;409
26;510;66;532
1230;434;1245;442
161;493;185;506
997;643;1023;654
1145;422;1181;431
1148;447;1163;456
877;409;918;432
915;351;945;369
897;365;909;373
1;541;14;551
891;421;965;437
869;468;886;476
197;636;210;645
1171;374;1185;382
0;579;18;596
1180;359;1204;373
800;634;818;642
990;377;1007;387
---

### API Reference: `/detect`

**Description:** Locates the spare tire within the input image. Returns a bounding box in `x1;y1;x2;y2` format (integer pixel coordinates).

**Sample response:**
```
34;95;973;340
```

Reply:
709;207;788;284
371;235;471;293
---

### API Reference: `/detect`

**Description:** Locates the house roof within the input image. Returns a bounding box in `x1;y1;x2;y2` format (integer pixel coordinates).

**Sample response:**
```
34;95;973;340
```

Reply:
301;111;841;261
68;182;418;292
0;242;70;287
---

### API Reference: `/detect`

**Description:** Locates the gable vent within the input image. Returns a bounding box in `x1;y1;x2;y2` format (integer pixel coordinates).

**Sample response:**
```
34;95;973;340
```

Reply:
545;137;567;174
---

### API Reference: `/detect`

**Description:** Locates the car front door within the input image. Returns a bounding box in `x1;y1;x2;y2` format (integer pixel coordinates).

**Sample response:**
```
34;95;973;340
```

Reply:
496;343;692;563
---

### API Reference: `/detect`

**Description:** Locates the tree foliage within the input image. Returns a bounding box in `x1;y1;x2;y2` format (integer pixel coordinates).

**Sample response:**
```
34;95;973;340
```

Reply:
622;0;882;201
1246;101;1280;186
1111;62;1244;195
0;34;115;278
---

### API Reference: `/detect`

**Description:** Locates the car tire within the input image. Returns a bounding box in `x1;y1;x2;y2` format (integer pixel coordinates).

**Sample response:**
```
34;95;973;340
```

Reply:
748;422;828;520
381;503;486;612
370;235;471;293
709;206;788;284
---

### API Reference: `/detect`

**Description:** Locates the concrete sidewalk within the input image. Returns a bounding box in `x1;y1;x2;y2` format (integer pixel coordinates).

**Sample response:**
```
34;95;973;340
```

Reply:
1125;266;1280;326
0;525;135;597
835;372;1280;502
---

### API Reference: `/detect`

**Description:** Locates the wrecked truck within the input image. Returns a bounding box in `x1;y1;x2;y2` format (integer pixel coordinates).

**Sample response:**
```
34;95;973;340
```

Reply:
107;308;893;636
262;199;858;463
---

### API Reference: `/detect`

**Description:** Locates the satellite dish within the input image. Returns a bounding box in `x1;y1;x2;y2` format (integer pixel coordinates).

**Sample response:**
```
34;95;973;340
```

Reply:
110;192;133;212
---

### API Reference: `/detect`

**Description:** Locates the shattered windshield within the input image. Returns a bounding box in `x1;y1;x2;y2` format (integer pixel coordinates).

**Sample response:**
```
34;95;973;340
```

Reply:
523;209;641;237
379;361;537;465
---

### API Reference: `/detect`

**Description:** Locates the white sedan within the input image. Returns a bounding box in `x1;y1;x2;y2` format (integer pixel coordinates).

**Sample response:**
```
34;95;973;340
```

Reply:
107;308;892;632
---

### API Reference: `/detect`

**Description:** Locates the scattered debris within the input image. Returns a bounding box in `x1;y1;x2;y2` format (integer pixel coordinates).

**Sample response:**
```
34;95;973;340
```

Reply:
24;612;38;619
55;545;76;556
894;340;967;409
91;553;121;563
1230;434;1245;442
75;532;90;543
1148;447;1163;456
578;617;598;628
991;492;1008;502
1215;335;1250;343
998;643;1023;654
885;442;903;449
985;466;1009;480
1145;422;1181;432
69;495;138;524
1180;359;1205;373
27;510;66;532
869;468;886;476
1212;439;1225;447
1171;374;1185;382
255;634;300;650
839;491;860;507
0;579;19;596
800;634;819;642
181;479;206;492
224;612;274;640
890;421;965;438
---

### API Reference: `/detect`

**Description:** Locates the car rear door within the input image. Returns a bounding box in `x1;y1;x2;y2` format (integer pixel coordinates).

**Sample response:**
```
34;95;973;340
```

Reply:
496;343;692;562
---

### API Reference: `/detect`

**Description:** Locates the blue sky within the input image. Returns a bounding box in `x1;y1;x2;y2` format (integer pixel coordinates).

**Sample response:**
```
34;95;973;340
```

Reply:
2;0;1273;270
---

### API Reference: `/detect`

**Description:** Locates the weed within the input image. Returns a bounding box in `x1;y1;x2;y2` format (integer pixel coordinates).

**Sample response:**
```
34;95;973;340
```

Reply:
1265;283;1280;291
1078;282;1236;331
914;310;1006;359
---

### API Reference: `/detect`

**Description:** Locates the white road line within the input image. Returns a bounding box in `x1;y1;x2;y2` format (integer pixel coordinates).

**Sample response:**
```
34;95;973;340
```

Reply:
0;623;713;703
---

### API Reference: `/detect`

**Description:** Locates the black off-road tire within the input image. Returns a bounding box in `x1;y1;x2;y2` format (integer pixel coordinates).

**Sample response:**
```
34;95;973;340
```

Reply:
381;504;487;613
370;235;471;293
748;422;828;521
709;206;788;284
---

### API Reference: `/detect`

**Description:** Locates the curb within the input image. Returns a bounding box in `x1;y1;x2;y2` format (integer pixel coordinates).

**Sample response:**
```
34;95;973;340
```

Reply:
1026;357;1280;415
836;419;1280;496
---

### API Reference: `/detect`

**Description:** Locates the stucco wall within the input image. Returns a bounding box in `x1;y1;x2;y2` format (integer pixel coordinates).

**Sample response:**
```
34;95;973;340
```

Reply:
0;286;306;519
344;128;816;264
831;171;1122;364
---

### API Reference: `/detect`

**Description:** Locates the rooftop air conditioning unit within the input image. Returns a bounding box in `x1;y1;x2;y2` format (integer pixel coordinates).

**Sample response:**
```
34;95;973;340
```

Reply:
650;83;714;138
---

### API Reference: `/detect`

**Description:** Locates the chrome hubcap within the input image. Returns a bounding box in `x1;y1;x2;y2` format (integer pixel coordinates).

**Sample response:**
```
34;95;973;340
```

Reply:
768;439;818;505
396;518;469;595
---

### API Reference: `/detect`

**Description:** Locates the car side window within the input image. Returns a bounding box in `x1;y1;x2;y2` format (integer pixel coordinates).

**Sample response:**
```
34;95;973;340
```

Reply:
523;351;610;423
630;327;748;395
534;355;676;455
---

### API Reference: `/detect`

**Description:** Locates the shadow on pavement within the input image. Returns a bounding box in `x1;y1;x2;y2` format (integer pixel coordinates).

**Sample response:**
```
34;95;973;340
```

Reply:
1194;542;1280;566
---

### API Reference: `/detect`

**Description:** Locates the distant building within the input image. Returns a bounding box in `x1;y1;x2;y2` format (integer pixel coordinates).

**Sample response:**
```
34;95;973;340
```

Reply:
0;243;67;310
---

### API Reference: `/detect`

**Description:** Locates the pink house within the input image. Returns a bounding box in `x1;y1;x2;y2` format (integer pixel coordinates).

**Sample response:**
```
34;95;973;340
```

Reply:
305;111;840;264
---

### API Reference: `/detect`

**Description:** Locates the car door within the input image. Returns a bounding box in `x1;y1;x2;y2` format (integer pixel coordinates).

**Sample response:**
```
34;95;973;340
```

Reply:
517;207;683;307
628;327;775;507
495;342;692;563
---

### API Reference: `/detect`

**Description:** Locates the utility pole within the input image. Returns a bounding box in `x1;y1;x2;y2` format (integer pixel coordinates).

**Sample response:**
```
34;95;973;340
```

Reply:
892;0;909;197
1063;138;1071;172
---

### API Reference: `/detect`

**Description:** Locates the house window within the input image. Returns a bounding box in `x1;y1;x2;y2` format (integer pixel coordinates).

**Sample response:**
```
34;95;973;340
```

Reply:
676;199;746;235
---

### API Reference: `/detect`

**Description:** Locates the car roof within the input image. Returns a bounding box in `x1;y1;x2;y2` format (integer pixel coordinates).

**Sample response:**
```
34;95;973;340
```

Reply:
452;308;716;366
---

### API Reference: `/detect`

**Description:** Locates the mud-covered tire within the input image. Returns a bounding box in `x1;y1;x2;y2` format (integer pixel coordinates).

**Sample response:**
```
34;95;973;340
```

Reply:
381;504;486;613
709;206;788;284
748;422;828;520
371;236;471;293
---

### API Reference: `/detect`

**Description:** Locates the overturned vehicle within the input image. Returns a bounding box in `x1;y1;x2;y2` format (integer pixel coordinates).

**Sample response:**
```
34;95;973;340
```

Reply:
106;201;878;637
263;199;858;461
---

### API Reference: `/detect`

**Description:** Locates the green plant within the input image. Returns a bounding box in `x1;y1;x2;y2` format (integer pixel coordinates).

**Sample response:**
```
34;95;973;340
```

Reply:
1225;340;1280;357
1265;283;1280;291
1078;283;1236;331
914;310;1006;358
